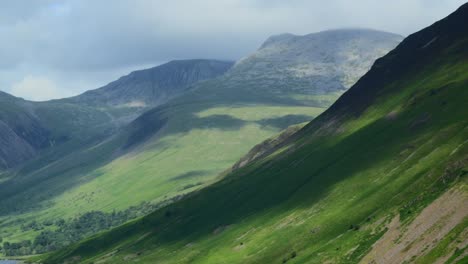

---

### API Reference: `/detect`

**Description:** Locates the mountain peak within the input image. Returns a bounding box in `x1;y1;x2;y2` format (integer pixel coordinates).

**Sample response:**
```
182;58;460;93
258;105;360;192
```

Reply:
231;28;402;94
260;33;296;48
260;28;403;49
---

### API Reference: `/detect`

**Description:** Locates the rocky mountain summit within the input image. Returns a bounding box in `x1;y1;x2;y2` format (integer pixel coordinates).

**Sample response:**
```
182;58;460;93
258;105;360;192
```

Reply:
226;29;403;99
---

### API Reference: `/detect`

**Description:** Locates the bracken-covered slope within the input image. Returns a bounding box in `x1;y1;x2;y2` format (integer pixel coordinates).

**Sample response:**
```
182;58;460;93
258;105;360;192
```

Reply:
41;4;468;264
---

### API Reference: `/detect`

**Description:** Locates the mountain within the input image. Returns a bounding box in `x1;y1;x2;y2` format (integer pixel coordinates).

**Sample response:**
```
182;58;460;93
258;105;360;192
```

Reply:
68;59;233;109
180;29;402;109
0;92;49;169
0;92;112;170
0;29;401;257
229;29;402;95
40;4;468;264
0;60;232;171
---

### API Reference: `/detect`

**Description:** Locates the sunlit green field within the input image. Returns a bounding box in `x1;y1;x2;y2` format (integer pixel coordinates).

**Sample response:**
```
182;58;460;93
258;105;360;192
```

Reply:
0;93;332;248
49;105;324;215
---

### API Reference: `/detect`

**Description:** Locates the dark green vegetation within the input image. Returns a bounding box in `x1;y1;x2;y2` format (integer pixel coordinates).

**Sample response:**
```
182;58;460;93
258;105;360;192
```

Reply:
1;201;171;256
40;4;468;263
0;29;399;257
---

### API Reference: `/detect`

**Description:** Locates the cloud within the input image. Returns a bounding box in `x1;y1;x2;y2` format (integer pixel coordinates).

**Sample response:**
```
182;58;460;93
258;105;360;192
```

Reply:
10;75;71;101
0;0;466;100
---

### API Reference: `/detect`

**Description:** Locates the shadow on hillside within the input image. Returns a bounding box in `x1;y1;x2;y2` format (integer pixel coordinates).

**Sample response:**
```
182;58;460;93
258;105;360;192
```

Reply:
54;110;432;258
257;114;313;129
170;170;209;181
54;76;467;262
0;85;324;218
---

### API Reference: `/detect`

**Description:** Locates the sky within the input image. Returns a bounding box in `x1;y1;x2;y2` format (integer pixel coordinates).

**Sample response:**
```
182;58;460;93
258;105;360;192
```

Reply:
0;0;466;101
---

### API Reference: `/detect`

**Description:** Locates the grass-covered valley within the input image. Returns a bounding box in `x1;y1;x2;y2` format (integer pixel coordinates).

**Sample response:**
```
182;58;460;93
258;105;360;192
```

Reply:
0;28;401;259
0;2;467;264
32;3;468;264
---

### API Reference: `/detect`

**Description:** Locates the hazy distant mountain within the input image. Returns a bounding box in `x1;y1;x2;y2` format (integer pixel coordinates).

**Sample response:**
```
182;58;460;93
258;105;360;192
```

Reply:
226;29;403;98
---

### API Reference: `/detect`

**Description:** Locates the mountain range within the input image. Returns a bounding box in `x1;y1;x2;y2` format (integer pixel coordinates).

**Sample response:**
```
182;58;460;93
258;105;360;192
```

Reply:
0;24;430;262
35;3;468;264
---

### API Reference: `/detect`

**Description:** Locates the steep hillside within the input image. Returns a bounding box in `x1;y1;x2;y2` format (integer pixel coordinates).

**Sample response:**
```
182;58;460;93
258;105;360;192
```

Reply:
0;30;400;256
41;4;468;264
0;92;112;171
0;92;50;169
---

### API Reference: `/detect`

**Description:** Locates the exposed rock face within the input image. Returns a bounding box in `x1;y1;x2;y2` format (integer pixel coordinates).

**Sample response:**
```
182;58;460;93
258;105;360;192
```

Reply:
69;59;234;108
227;29;402;97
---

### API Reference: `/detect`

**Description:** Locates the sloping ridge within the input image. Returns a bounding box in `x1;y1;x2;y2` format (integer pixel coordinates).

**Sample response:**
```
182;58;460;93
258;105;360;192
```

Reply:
323;4;468;118
42;4;468;264
68;59;234;107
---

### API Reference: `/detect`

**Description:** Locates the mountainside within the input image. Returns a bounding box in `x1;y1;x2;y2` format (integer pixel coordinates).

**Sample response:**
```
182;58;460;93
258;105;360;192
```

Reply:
0;60;231;171
0;29;400;257
40;4;468;264
0;93;50;169
68;59;233;108
0;92;112;171
185;29;402;108
229;29;402;95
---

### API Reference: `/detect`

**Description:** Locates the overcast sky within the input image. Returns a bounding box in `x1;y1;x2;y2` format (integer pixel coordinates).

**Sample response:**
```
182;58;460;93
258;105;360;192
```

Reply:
0;0;465;101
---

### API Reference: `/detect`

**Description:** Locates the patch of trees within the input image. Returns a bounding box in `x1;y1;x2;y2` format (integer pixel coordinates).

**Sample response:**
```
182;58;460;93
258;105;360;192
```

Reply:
2;240;33;256
0;201;164;256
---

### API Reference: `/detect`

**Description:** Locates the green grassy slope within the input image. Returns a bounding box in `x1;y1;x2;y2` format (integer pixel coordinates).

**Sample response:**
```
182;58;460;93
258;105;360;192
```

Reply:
38;28;401;217
41;4;468;264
